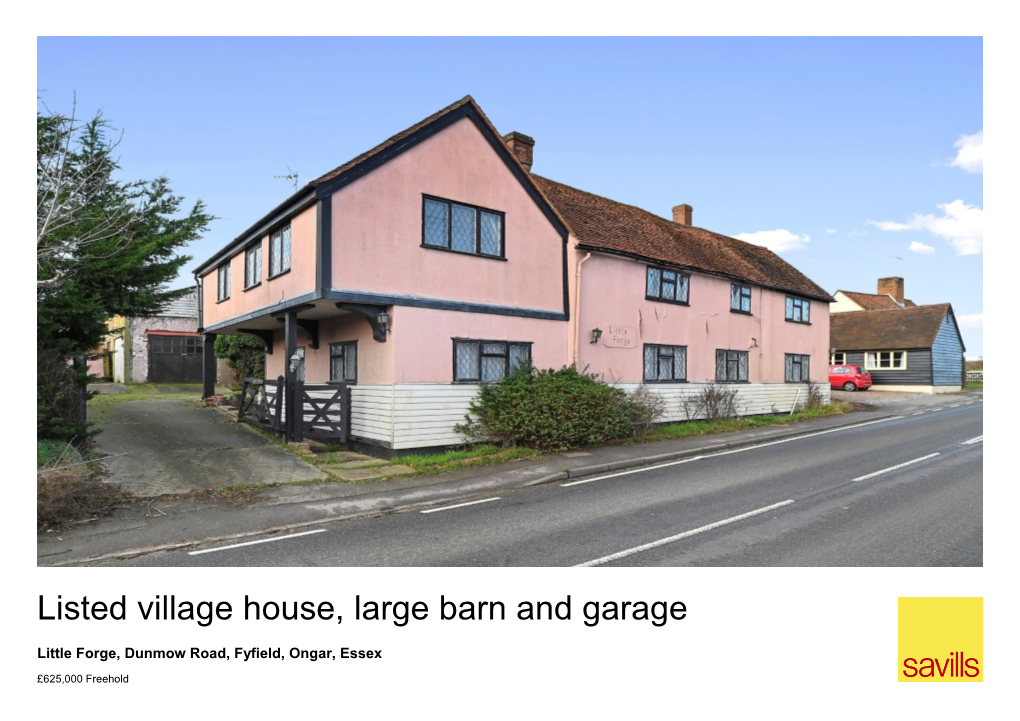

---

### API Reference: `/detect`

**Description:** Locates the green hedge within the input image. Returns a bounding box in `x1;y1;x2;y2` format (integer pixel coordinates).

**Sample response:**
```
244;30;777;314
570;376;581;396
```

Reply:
457;365;660;451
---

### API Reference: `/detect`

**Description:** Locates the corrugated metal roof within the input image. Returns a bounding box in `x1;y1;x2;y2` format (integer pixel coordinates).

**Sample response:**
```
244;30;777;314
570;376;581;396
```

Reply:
156;289;198;318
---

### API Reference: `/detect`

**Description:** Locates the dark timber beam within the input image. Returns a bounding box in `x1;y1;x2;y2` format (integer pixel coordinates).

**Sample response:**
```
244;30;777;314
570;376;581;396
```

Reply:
283;311;299;442
202;333;218;398
274;316;320;349
238;328;274;354
336;302;388;342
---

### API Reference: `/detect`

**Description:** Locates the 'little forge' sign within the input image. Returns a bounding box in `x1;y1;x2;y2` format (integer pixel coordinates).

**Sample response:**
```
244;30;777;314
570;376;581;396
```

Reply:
602;325;637;349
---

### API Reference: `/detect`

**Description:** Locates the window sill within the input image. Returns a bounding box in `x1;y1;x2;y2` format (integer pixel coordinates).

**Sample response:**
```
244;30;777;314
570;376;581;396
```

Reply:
642;379;689;384
714;380;750;384
268;268;292;281
242;282;262;292
645;297;690;307
730;309;753;316
327;380;357;385
785;319;811;325
215;297;230;304
421;244;507;261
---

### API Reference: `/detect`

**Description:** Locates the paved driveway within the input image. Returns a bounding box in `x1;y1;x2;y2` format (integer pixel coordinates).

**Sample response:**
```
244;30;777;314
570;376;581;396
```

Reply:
93;398;324;496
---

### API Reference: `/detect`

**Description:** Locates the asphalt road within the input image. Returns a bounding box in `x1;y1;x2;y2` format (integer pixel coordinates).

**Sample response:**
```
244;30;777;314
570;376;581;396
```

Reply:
114;400;983;567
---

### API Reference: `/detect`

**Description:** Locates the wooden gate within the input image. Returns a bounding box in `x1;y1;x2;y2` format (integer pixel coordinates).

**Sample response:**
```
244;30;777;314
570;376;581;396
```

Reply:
295;382;350;443
238;377;284;431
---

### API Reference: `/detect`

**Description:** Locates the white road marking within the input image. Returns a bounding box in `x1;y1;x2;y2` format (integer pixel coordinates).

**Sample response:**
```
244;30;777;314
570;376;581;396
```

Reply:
561;416;903;487
188;529;326;555
575;500;795;567
949;404;961;408
962;436;983;445
852;453;940;482
421;497;500;514
912;411;925;415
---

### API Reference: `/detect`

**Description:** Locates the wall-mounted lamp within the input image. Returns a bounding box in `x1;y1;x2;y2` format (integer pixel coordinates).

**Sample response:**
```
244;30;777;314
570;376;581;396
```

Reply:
590;327;603;344
289;348;304;373
377;312;391;334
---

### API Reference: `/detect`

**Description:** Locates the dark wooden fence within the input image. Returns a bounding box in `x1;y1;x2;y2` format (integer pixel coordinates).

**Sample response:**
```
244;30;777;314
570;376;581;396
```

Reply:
294;382;351;443
238;377;350;443
238;376;284;432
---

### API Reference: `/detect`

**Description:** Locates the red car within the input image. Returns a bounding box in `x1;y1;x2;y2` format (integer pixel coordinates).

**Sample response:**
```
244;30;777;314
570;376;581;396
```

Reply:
829;364;873;391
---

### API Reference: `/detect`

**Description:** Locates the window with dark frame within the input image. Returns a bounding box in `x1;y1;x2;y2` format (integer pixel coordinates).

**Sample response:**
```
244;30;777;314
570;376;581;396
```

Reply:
785;353;810;382
216;264;230;302
730;284;752;313
269;224;292;278
785;296;811;323
643;344;687;382
244;243;262;288
715;349;749;382
423;196;504;258
453;339;531;383
329;341;357;384
646;267;690;304
830;352;846;365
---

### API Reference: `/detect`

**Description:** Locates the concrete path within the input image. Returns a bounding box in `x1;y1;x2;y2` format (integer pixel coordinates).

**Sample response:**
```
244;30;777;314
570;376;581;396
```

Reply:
92;397;325;496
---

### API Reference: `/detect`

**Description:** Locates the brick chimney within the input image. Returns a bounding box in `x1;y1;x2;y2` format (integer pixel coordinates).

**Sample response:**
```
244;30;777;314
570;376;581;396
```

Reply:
503;132;534;172
878;276;905;304
673;204;693;225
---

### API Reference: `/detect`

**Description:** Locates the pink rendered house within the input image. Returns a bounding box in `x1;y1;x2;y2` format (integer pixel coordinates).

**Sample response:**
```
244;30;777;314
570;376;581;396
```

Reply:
195;97;832;455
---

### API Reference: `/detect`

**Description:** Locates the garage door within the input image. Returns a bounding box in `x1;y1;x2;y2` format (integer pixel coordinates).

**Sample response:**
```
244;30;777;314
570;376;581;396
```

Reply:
148;334;204;383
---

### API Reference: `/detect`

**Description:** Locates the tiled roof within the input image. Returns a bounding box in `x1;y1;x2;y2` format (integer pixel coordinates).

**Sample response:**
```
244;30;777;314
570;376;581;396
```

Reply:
830;304;952;351
532;175;832;301
840;290;917;310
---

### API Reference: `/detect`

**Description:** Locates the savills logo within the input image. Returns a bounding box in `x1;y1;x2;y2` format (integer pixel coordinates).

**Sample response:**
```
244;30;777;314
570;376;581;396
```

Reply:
898;597;982;682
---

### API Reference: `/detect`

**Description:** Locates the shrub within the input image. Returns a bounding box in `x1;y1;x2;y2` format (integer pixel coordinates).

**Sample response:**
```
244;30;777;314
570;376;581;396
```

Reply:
215;335;266;387
677;383;744;421
455;365;661;451
37;341;94;442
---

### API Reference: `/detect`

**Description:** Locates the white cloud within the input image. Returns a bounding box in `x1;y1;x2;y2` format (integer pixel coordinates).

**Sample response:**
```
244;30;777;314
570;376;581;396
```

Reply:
947;130;983;174
734;229;810;252
846;229;869;237
956;313;983;330
908;241;935;255
869;200;982;256
825;228;837;234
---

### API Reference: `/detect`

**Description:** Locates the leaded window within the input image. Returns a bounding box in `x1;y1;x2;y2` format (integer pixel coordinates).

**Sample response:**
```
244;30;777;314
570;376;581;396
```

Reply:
731;283;752;313
785;353;810;382
269;224;291;278
245;243;262;288
217;264;230;302
716;349;749;382
330;342;357;383
646;267;690;304
453;339;531;383
785;296;810;323
643;344;687;382
423;196;504;258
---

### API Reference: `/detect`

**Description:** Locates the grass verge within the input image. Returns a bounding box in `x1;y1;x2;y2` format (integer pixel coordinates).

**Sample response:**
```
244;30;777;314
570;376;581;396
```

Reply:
964;381;983;390
634;400;854;443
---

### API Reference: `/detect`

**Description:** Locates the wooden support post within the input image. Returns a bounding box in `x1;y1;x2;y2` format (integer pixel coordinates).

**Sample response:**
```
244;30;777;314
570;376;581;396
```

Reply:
202;333;217;399
284;312;298;441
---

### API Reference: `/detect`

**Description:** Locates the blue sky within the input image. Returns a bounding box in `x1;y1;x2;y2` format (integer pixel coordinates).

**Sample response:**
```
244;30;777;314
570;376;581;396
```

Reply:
37;37;983;356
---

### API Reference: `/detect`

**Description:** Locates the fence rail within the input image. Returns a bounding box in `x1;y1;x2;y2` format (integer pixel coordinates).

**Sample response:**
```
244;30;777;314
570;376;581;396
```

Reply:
238;377;350;443
238;376;284;432
966;371;983;382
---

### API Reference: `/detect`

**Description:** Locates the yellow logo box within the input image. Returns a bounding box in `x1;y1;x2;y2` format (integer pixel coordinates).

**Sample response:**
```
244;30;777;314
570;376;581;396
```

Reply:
898;597;982;682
